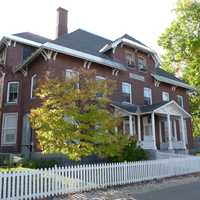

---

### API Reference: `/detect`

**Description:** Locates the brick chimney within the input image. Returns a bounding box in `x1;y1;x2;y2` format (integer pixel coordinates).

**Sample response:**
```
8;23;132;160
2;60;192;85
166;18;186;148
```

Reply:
57;7;68;38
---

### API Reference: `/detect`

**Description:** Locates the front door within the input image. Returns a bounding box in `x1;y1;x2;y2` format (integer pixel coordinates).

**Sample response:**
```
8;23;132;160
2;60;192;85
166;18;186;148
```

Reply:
159;120;169;149
143;116;152;141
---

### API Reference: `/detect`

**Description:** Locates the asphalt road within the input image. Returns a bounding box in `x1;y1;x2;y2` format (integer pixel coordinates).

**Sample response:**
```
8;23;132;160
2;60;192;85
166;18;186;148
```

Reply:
134;181;200;200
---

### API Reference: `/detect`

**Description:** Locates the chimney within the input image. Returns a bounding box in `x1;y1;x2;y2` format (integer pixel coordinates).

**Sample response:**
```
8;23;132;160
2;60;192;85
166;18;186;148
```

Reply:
57;7;68;38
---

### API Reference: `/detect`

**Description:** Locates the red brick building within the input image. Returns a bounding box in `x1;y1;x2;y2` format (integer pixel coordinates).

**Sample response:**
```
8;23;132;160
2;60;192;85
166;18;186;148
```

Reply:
0;8;194;157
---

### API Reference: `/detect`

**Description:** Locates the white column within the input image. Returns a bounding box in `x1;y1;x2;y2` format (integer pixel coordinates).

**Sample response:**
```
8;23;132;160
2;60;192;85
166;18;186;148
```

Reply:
129;115;133;136
181;116;187;149
137;115;141;141
151;112;157;150
167;114;173;150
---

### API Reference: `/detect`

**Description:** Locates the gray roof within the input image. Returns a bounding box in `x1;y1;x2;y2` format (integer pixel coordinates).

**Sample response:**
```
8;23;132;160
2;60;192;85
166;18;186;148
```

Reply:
14;32;51;44
52;29;112;60
112;101;139;113
155;68;186;84
111;101;168;114
140;102;167;113
116;34;147;47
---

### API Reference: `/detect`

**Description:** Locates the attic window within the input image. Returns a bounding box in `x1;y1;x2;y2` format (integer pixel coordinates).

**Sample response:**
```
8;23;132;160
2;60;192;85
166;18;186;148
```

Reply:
138;56;147;70
22;46;34;61
125;51;135;67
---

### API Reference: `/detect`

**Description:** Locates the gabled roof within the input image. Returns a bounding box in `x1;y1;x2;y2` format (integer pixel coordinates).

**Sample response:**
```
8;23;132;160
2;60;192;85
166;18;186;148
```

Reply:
14;32;51;44
14;29;127;72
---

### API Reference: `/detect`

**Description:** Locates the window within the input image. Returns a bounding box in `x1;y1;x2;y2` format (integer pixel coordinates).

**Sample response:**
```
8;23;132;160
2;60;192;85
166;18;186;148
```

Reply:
122;82;132;103
162;92;169;102
22;46;34;61
177;95;184;107
138;57;147;70
96;76;105;98
1;113;18;145
125;51;135;66
7;82;19;103
65;69;78;80
31;74;37;99
144;87;152;105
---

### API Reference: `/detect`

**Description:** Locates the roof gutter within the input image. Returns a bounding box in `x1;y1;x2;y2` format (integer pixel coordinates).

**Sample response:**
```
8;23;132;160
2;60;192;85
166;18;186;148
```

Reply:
15;42;127;73
151;73;195;91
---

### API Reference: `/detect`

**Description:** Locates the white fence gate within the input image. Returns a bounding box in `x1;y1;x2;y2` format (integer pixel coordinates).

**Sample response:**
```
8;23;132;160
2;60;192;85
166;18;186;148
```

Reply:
0;157;200;200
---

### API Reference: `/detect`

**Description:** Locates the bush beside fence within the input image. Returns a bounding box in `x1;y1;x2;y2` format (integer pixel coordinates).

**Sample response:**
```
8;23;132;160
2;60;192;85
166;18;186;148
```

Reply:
0;156;200;200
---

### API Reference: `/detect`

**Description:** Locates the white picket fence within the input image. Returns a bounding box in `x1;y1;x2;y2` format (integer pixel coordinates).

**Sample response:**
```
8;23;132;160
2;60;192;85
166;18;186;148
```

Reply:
0;156;200;200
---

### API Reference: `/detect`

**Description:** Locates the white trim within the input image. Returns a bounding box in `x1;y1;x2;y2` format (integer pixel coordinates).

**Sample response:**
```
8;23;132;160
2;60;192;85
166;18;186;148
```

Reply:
1;112;18;145
154;100;191;118
30;74;37;99
6;81;19;104
151;112;157;150
162;91;170;102
43;42;126;71
122;82;132;104
152;73;195;90
4;35;42;47
144;87;152;105
177;95;184;108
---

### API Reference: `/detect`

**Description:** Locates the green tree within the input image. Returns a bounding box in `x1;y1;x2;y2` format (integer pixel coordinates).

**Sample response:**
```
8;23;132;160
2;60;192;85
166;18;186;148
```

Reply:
158;0;200;136
30;68;128;160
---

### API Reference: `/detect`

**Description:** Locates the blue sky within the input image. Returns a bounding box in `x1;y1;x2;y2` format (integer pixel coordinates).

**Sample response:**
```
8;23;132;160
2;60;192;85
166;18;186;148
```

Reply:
0;0;177;54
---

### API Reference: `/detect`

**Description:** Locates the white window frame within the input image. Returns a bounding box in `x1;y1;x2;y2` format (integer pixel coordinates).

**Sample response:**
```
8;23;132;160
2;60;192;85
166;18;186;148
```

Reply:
1;113;18;145
138;56;147;70
162;91;169;102
125;51;135;66
96;75;105;80
122;82;132;103
144;87;152;105
177;95;184;107
65;69;78;80
7;81;19;104
30;74;37;99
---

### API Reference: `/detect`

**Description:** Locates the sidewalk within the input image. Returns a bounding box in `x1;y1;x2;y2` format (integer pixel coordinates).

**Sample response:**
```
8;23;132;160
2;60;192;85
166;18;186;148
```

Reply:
52;174;200;200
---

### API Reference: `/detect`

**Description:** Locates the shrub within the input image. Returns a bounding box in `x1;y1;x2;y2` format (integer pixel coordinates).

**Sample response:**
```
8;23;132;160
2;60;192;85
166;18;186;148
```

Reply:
109;137;149;162
18;158;58;169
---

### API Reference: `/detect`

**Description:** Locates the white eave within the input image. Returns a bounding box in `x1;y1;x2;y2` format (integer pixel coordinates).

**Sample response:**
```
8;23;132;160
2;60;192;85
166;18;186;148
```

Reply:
99;38;161;67
151;73;195;91
2;35;42;47
40;42;126;71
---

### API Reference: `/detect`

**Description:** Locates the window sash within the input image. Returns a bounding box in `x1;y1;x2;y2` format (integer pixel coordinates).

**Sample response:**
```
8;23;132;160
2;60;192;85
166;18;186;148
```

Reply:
31;74;37;99
7;82;19;103
1;113;18;145
162;92;169;101
138;57;146;69
122;82;132;103
125;51;135;66
144;87;152;105
177;95;183;107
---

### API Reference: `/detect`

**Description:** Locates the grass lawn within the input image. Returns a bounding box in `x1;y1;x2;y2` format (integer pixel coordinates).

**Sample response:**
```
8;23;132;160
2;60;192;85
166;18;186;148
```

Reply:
0;167;32;173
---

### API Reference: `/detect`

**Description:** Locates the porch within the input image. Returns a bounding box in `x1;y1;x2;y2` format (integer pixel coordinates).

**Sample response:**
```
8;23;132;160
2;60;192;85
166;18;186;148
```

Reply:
112;100;191;151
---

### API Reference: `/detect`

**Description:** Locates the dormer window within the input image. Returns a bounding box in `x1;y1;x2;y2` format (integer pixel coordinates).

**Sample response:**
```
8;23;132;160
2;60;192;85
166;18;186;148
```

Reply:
138;56;147;70
125;51;135;67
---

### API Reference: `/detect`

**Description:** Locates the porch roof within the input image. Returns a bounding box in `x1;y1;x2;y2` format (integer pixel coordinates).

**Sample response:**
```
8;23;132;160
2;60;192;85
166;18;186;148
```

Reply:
111;100;191;118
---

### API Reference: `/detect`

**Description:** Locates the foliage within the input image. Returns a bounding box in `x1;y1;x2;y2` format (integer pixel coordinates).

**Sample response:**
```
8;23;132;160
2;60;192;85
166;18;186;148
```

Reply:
158;0;200;136
110;137;149;162
18;158;58;169
30;68;128;160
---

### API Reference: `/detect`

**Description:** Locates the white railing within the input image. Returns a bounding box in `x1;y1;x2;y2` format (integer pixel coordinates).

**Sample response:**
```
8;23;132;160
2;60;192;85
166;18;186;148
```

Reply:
0;157;200;200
